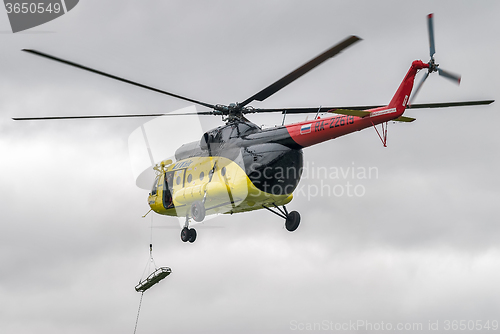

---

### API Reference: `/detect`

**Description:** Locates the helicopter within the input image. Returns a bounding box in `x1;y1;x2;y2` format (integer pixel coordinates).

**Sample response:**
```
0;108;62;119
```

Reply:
14;14;493;243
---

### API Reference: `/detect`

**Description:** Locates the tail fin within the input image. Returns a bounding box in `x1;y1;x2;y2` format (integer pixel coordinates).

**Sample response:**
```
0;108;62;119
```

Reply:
387;60;429;113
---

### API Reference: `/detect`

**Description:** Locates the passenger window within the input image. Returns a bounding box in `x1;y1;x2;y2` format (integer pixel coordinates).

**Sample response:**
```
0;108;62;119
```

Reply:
174;169;186;187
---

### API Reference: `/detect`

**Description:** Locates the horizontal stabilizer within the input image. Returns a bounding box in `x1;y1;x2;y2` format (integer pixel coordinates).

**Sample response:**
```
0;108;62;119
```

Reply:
394;116;416;122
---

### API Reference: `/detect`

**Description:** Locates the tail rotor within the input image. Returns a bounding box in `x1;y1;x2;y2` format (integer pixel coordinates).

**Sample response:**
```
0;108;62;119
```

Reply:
410;13;461;104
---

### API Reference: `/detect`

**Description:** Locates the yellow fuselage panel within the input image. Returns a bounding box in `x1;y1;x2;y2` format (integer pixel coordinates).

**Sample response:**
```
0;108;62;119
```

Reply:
148;156;293;217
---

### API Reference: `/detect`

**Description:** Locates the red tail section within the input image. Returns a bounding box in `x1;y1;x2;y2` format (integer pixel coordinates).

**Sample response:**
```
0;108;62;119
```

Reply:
284;60;429;148
388;60;429;113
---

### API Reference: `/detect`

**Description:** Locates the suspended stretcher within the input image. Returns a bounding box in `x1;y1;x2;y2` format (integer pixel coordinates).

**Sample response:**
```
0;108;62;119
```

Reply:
135;266;172;292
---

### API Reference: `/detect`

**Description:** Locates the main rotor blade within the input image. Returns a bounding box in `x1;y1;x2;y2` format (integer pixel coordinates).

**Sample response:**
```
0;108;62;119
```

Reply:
238;35;361;108
438;68;461;84
427;13;436;58
12;112;214;121
407;100;493;109
22;49;216;110
251;100;494;114
252;106;383;114
15;100;492;120
409;71;429;105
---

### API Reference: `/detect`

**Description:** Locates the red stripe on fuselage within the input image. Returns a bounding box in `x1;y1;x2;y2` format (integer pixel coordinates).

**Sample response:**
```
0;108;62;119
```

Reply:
285;107;401;148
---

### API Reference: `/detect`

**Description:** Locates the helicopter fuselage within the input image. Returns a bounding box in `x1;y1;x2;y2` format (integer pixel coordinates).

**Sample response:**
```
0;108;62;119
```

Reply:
147;60;427;219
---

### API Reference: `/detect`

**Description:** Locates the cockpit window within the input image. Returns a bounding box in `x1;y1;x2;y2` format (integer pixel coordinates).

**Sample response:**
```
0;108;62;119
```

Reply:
210;130;222;143
165;172;174;190
200;122;260;152
151;176;159;195
230;122;260;138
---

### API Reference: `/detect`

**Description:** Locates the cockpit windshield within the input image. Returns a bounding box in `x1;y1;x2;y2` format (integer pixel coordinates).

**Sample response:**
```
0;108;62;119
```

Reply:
205;122;260;142
230;122;260;138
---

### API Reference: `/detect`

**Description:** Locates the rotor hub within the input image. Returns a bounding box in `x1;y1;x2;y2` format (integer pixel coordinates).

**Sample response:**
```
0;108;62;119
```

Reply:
428;58;439;73
212;103;257;123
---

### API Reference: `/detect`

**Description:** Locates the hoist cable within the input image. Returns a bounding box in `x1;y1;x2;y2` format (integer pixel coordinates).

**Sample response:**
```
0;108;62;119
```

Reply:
139;216;158;282
150;213;154;248
149;214;158;270
133;292;144;334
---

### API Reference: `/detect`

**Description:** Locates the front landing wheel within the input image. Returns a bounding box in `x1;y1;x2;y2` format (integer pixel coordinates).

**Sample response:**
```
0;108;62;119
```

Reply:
181;227;190;242
285;211;301;232
188;228;197;243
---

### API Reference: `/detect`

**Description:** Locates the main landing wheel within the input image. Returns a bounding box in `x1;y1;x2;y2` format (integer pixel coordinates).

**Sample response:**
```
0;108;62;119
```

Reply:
262;204;301;232
181;227;198;243
188;228;197;243
181;227;190;242
191;201;206;222
285;211;301;232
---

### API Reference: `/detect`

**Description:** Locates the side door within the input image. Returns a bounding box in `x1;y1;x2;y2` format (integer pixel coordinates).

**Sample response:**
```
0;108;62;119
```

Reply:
163;171;175;209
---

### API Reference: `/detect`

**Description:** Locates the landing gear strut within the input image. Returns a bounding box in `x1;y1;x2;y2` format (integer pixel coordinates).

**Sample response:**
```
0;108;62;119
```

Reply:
182;162;214;242
180;201;206;243
262;204;301;232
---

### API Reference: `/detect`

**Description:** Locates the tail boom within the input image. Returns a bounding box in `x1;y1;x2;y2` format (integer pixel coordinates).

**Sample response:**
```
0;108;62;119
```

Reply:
282;60;428;148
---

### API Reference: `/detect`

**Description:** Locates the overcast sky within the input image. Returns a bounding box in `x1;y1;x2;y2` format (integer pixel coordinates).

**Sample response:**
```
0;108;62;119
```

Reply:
1;1;499;333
